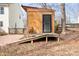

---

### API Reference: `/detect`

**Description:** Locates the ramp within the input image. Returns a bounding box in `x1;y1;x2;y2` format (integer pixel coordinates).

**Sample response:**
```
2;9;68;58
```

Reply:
5;33;59;46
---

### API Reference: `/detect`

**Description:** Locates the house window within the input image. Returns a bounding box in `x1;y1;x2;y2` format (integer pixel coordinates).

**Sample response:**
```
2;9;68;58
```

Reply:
0;21;3;27
0;7;4;14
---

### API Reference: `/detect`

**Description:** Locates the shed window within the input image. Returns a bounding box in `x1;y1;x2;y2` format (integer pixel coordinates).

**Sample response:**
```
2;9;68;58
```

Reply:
0;21;3;27
0;7;4;14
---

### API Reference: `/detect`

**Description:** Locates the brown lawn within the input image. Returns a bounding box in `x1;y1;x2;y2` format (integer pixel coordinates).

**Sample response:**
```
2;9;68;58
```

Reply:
0;38;79;56
0;31;79;56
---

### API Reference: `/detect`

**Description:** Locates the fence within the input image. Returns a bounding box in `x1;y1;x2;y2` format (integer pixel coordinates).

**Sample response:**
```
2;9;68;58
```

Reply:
9;28;26;34
66;24;79;28
58;24;79;32
58;23;79;28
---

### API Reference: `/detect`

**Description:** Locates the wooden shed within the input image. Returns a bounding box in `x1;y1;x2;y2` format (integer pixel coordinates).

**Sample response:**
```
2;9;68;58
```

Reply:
22;6;55;34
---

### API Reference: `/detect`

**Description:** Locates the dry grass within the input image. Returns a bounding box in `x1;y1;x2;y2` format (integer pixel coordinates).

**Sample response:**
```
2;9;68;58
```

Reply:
0;39;79;56
1;31;79;56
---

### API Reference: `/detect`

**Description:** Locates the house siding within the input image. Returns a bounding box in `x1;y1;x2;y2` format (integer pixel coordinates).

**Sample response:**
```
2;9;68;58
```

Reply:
0;3;25;34
9;4;25;34
0;5;9;33
9;4;24;28
28;11;54;34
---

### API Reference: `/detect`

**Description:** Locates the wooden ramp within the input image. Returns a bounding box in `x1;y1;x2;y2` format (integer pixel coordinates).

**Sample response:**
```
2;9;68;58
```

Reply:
25;33;59;44
7;33;59;46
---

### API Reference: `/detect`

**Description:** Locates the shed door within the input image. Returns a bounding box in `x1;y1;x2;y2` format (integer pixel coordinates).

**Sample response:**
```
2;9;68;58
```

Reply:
43;14;52;33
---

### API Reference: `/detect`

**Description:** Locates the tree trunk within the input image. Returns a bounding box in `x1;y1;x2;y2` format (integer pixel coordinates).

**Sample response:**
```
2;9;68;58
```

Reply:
60;3;66;34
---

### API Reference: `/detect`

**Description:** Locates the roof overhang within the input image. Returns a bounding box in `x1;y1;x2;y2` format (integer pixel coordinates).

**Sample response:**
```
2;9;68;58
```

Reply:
22;5;55;12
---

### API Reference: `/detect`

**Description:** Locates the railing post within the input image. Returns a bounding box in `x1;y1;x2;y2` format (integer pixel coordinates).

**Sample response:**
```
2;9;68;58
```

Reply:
57;37;60;42
31;40;33;44
46;36;48;43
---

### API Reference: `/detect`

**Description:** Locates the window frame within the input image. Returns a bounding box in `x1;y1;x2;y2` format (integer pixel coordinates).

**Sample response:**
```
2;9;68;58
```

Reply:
0;21;3;27
0;7;4;14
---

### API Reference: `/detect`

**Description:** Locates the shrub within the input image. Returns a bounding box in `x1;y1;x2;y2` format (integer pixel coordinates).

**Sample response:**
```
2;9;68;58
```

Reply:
28;27;36;34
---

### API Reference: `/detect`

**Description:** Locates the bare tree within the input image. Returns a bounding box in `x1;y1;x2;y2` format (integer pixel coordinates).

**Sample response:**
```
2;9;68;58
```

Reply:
40;3;47;8
60;3;66;34
40;3;52;9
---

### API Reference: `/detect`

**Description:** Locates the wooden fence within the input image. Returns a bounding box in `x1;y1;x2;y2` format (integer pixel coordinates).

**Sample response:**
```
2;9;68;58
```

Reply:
58;24;79;32
59;23;79;28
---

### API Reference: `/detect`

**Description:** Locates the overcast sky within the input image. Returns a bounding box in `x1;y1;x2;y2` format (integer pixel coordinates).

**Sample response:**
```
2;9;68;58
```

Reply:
21;3;79;24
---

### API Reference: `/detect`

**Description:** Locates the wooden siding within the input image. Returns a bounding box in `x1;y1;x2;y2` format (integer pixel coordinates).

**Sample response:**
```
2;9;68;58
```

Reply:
22;6;55;34
28;11;42;33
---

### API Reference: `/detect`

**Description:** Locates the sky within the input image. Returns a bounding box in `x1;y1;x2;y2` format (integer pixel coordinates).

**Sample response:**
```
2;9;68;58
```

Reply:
21;3;79;24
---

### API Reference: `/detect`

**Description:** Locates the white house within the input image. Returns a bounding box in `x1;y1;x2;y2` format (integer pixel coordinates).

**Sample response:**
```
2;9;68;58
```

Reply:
0;3;25;34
